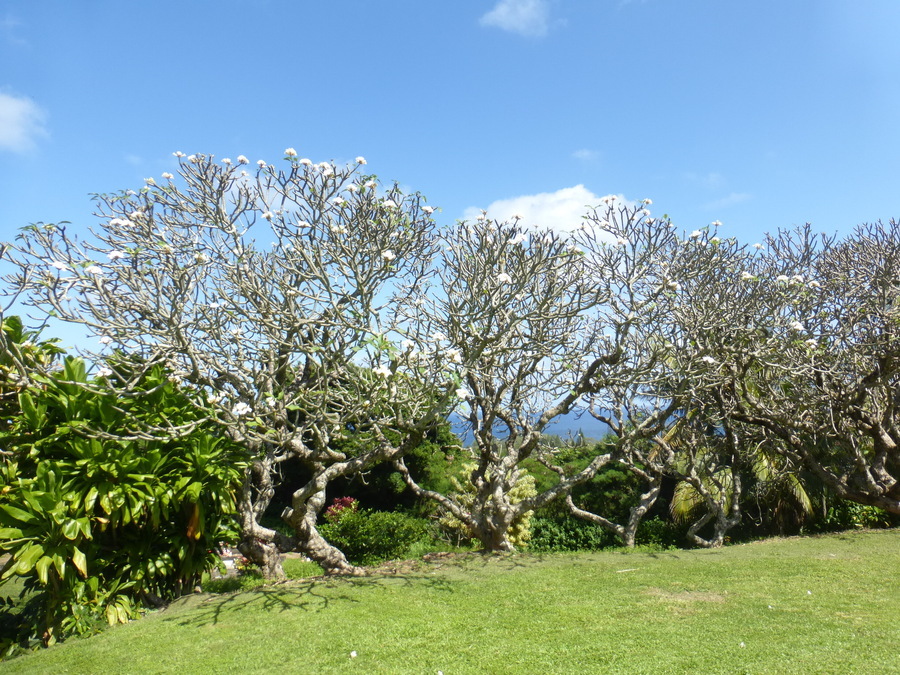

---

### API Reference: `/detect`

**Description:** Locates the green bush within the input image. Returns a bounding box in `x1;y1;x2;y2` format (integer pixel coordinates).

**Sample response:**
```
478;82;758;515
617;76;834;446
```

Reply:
817;500;897;532
528;516;617;552
0;355;244;651
438;463;537;548
318;505;432;565
633;517;684;549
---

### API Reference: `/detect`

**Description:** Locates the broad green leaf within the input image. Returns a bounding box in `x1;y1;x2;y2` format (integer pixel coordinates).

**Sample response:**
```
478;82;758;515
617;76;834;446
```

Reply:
61;518;82;541
35;555;52;585
1;503;40;525
18;391;40;429
15;542;44;572
52;553;66;578
71;546;87;577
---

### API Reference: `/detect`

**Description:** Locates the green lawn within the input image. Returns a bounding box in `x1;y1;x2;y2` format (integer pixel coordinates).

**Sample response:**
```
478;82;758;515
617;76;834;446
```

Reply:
4;530;899;674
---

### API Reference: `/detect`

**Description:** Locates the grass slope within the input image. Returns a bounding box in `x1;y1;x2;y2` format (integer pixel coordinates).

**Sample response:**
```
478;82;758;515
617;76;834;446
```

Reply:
4;530;899;674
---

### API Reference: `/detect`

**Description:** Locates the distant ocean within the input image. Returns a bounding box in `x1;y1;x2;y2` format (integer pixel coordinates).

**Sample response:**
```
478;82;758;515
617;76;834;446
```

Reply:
446;410;611;445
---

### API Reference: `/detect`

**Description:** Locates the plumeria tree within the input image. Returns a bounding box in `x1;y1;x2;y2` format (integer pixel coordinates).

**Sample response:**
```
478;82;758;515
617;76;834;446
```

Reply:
394;199;717;551
554;211;746;546
391;214;607;551
4;150;447;575
694;222;900;515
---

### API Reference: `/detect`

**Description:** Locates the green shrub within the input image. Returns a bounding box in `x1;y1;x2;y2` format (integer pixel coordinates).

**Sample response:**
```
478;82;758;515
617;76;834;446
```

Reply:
438;463;537;548
633;517;684;550
818;500;897;531
528;516;616;552
0;356;244;651
319;505;432;565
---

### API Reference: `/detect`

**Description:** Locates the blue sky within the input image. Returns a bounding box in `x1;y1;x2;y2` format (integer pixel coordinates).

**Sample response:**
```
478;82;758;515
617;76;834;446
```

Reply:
2;1;899;314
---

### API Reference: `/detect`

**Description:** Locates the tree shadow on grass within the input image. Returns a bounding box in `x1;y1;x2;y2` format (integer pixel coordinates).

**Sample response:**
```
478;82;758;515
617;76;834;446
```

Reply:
169;572;457;628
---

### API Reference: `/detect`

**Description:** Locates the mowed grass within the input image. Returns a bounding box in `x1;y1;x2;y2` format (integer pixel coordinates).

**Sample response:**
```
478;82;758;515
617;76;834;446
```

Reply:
4;530;898;674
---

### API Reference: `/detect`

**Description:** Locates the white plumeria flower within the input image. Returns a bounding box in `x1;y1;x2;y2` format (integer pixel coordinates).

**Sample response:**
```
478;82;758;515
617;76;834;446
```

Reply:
96;366;113;378
257;159;266;168
348;184;359;193
401;339;415;352
753;243;763;249
231;402;253;417
689;230;702;239
510;232;528;245
107;250;126;261
642;198;653;205
109;218;133;228
776;275;790;283
207;392;224;404
616;237;629;247
284;147;298;157
641;209;651;217
99;336;113;345
789;320;805;331
445;348;462;364
173;151;185;157
701;355;717;364
300;158;312;166
476;212;486;221
791;274;804;284
349;651;358;659
332;197;346;206
49;260;68;271
222;158;232;165
381;199;398;209
187;155;198;163
209;302;220;309
129;209;145;220
496;272;512;284
667;281;682;291
805;338;818;348
262;211;274;220
161;172;174;180
710;237;721;244
355;156;367;165
331;224;348;234
422;205;435;215
432;332;447;342
297;220;311;228
145;177;156;185
237;155;249;164
86;265;104;275
808;280;821;288
381;249;396;261
372;364;391;377
365;180;377;189
711;220;722;227
455;388;471;399
741;271;755;281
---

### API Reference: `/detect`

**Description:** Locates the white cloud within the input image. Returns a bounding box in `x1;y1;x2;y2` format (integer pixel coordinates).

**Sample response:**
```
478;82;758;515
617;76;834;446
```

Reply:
572;148;599;161
480;0;551;38
0;92;47;153
0;13;26;46
464;185;622;232
684;171;725;190
703;192;752;210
